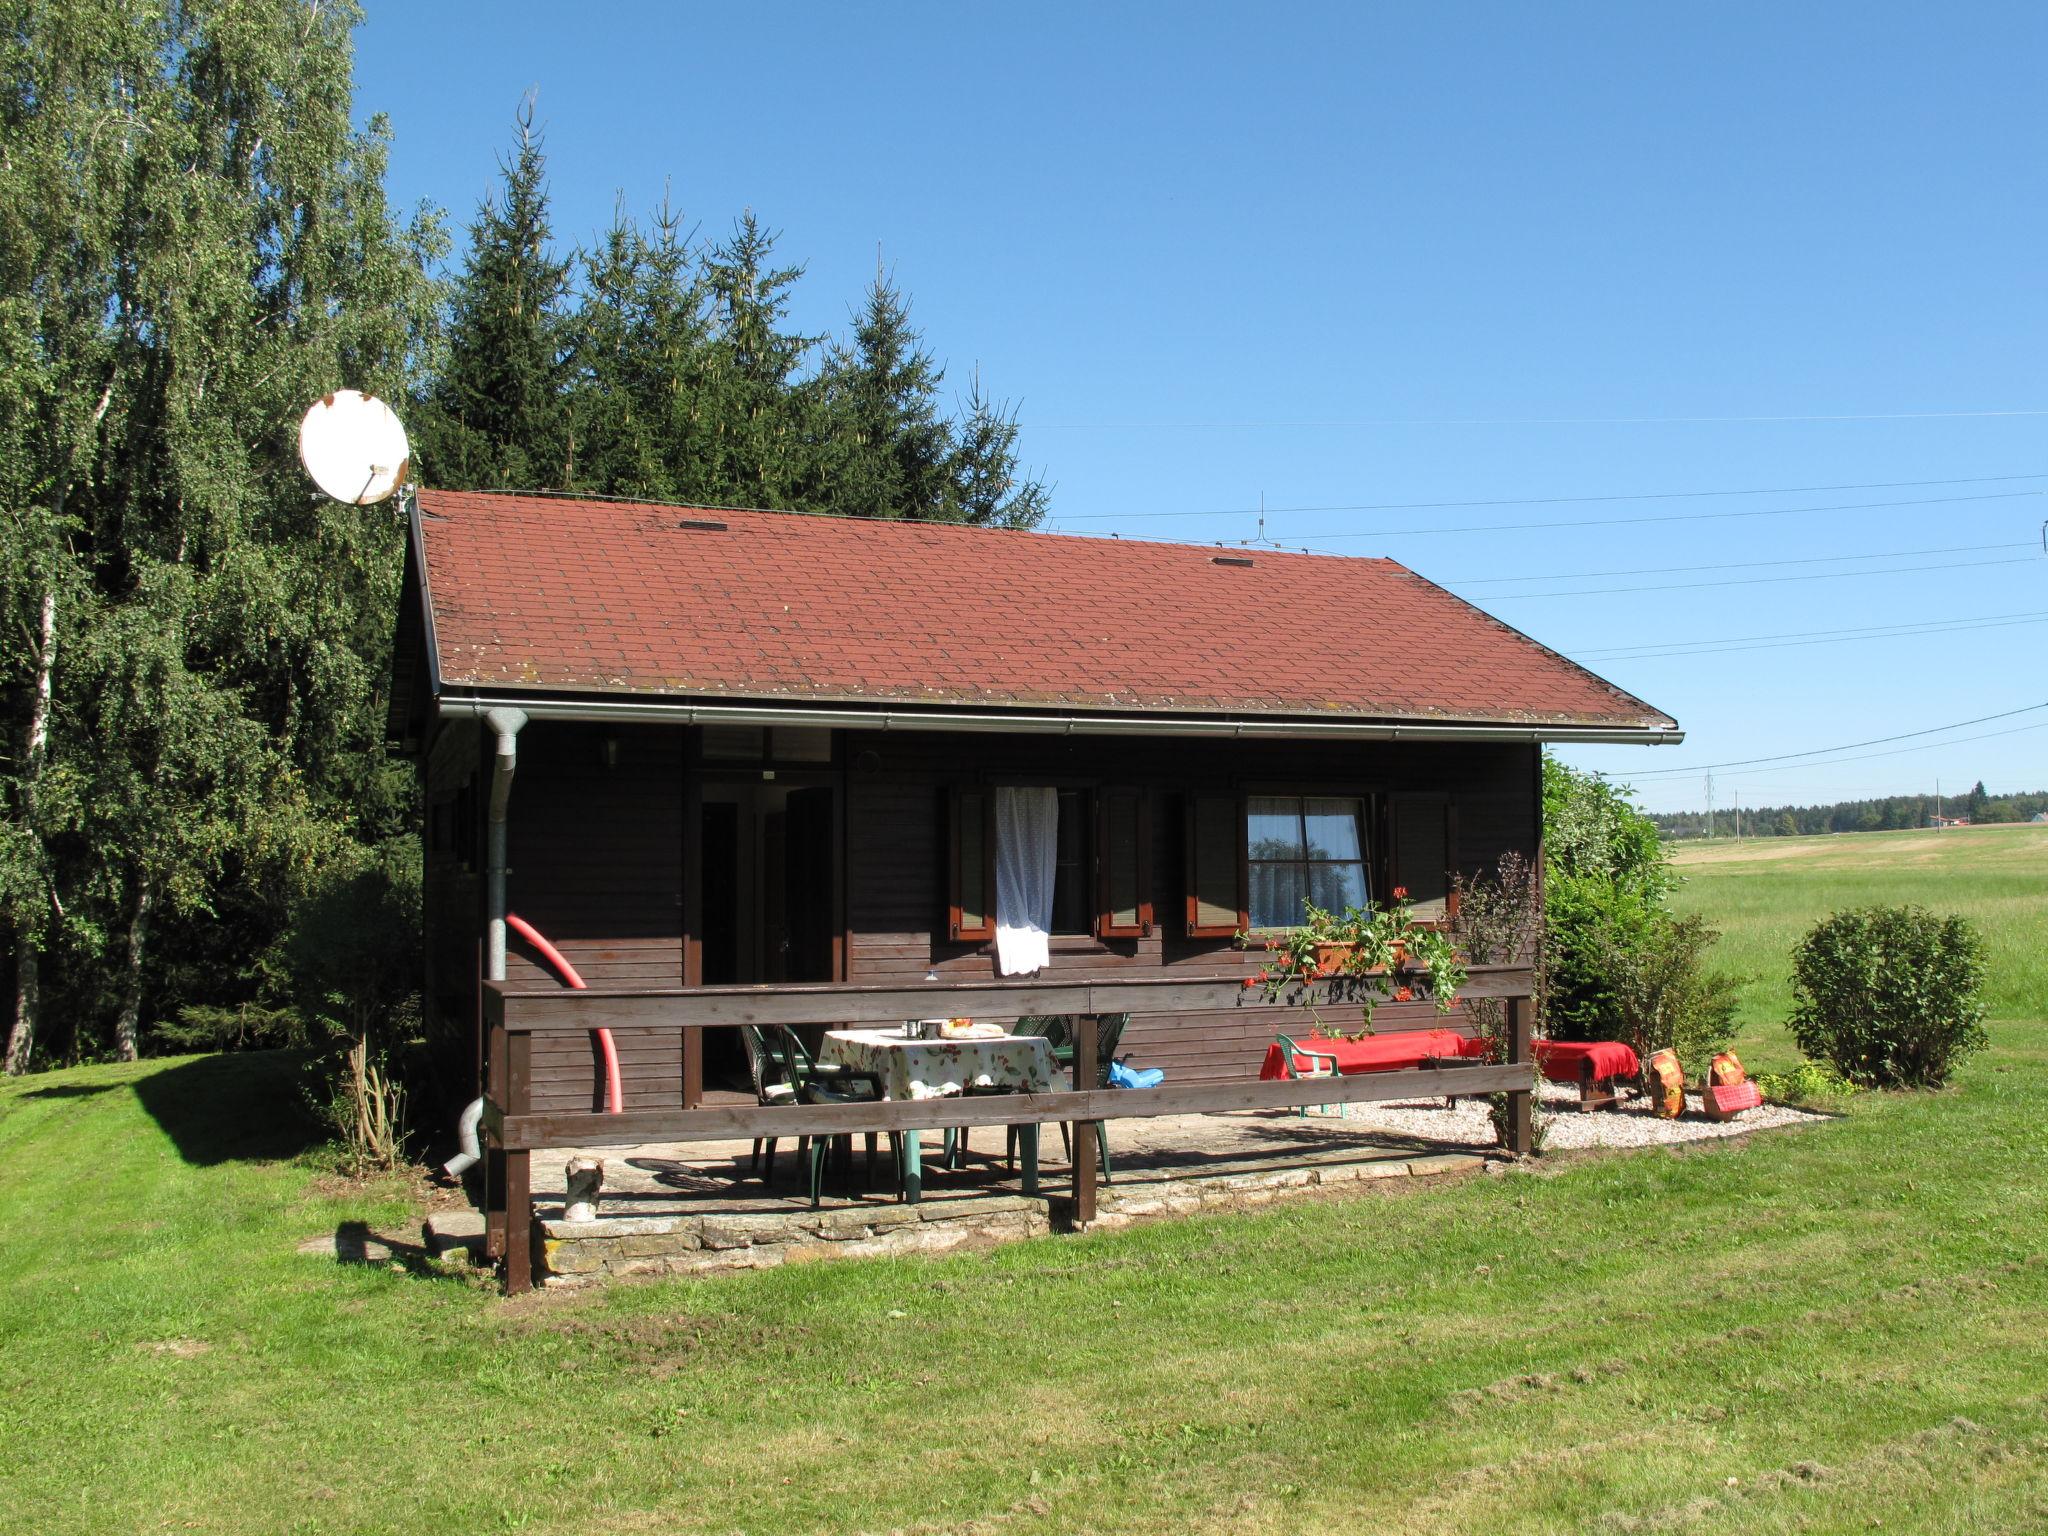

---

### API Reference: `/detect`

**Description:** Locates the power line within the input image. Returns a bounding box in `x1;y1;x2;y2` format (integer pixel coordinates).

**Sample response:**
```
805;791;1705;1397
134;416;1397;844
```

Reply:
1450;540;2032;587
1279;489;2043;543
1703;721;2048;781
1570;606;2048;659
1574;610;2048;664
1618;702;2048;779
1474;553;2039;603
1048;470;2048;523
1032;408;2048;431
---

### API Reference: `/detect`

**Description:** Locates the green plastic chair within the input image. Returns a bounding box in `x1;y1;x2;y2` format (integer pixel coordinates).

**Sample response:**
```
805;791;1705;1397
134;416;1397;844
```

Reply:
771;1027;906;1207
998;1014;1128;1181
1273;1033;1343;1117
738;1024;799;1181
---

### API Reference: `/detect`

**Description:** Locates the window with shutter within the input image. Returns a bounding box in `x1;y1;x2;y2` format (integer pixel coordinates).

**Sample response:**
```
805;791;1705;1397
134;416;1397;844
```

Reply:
1183;794;1246;937
1095;788;1152;938
948;787;995;941
1390;793;1455;922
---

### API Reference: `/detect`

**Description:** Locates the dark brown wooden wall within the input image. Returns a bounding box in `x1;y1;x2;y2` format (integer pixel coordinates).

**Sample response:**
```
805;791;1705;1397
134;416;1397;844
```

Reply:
846;731;1539;1085
423;720;1539;1107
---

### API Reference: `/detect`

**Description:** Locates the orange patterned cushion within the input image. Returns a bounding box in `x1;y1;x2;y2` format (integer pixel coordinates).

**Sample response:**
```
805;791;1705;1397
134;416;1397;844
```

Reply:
1647;1048;1686;1118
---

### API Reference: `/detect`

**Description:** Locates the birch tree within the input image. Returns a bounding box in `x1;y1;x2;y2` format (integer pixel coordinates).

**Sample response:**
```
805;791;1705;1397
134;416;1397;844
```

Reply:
0;0;438;1068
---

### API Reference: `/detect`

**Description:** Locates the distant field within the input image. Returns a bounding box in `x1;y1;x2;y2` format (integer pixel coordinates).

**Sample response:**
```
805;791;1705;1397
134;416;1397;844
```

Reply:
1669;823;2048;1074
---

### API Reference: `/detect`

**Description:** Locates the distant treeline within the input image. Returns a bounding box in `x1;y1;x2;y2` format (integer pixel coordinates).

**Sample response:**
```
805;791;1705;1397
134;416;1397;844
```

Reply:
1654;782;2048;839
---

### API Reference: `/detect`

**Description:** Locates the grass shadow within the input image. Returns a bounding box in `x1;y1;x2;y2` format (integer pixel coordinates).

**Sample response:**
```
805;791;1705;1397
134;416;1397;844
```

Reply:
130;1050;328;1166
20;1081;127;1100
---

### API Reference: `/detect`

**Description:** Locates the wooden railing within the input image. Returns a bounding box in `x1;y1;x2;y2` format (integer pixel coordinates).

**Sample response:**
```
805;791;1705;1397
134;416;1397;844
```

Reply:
479;967;1538;1292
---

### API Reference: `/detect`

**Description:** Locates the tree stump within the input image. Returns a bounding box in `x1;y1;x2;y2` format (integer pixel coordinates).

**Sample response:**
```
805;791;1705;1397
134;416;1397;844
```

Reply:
564;1156;604;1223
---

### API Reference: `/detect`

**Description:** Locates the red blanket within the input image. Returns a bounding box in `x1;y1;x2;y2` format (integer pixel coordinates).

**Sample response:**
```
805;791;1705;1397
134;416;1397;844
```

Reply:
1533;1039;1640;1083
1259;1028;1486;1081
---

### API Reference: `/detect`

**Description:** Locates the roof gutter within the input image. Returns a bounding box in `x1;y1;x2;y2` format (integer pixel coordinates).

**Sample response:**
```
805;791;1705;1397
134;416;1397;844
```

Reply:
436;691;1683;747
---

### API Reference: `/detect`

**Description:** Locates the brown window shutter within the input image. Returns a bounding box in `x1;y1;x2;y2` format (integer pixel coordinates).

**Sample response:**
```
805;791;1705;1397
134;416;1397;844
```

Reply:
1183;793;1246;937
948;787;995;942
1095;787;1152;938
1390;793;1455;922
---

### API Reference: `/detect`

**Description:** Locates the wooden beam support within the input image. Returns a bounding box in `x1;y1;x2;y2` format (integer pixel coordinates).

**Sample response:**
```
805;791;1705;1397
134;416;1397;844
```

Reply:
492;1060;1532;1151
1073;1014;1099;1228
503;1030;534;1294
1506;995;1534;1158
483;966;1538;1033
482;1011;508;1260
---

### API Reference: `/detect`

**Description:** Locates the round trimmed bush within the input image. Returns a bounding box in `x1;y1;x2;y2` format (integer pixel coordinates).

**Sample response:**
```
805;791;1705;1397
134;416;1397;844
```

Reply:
1788;905;1988;1089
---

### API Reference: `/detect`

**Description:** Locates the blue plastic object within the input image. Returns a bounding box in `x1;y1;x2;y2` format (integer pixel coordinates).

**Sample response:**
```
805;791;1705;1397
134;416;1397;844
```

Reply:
1108;1059;1164;1090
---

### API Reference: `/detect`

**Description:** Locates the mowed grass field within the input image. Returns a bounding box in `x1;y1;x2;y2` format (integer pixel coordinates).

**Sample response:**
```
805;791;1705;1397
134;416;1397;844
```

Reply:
0;828;2043;1535
1670;821;2048;1074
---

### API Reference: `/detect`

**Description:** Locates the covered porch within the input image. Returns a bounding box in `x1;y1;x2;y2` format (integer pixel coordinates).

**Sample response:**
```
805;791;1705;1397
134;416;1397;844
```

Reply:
477;969;1538;1291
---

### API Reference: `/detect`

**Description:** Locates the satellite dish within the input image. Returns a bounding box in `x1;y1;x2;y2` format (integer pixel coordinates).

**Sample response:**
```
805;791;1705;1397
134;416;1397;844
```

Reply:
297;389;411;505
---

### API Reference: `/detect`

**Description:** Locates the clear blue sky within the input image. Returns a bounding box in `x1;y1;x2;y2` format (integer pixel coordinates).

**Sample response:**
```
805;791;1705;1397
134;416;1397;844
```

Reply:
356;2;2048;815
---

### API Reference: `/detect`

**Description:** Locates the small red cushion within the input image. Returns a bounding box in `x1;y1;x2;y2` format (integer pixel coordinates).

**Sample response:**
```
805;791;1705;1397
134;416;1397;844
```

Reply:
1705;1081;1762;1120
1534;1039;1641;1083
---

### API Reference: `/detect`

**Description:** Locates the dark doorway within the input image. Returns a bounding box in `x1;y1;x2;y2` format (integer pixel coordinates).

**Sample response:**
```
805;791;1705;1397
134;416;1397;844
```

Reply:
697;781;839;986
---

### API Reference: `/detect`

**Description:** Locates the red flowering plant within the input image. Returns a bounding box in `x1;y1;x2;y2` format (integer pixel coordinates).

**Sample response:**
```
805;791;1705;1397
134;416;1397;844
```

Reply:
1237;888;1468;1036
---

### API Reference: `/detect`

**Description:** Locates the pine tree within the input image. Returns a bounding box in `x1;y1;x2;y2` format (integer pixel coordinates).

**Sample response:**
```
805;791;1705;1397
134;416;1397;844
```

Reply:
417;98;572;491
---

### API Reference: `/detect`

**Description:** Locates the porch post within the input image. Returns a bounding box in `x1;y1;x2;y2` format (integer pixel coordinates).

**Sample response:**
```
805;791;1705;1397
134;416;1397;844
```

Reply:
483;1008;508;1261
1506;994;1534;1158
1072;1014;1098;1226
503;1028;535;1294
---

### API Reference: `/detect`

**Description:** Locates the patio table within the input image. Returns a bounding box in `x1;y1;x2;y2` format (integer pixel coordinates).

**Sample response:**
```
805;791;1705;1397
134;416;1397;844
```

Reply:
819;1028;1058;1201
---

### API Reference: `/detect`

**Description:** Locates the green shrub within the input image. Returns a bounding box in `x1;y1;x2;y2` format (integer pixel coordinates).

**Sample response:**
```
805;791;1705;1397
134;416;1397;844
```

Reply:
1754;1059;1862;1111
1789;905;1988;1088
1585;910;1744;1070
1541;759;1678;1041
278;837;424;1166
153;1002;304;1053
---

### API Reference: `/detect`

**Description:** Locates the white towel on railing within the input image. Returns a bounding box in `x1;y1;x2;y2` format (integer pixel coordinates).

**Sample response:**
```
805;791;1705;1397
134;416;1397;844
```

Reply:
994;786;1059;975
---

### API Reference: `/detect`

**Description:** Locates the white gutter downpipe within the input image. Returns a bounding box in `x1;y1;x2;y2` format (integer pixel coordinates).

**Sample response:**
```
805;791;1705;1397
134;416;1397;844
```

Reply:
482;706;528;983
443;705;528;1180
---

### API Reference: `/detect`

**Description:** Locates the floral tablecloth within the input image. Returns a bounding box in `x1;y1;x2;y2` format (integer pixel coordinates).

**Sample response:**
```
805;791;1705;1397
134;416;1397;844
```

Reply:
819;1028;1060;1101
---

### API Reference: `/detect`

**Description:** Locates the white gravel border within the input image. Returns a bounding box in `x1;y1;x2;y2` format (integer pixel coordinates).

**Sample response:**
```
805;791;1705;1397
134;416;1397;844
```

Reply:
1339;1078;1831;1150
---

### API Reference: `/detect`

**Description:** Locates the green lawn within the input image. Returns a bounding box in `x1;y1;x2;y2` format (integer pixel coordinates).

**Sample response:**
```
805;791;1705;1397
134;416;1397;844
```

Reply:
3;829;2045;1534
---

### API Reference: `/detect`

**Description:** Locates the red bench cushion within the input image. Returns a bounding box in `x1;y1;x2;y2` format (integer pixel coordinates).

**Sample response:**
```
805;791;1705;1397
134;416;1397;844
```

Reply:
1259;1028;1486;1081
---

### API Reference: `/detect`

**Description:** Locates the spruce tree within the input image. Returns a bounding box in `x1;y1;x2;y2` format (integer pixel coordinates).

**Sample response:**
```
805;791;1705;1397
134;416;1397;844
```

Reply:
694;213;823;507
816;273;956;519
567;199;711;501
947;373;1052;528
418;99;572;491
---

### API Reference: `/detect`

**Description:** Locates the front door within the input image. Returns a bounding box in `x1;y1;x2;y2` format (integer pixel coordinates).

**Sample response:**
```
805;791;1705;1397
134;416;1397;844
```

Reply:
698;782;837;985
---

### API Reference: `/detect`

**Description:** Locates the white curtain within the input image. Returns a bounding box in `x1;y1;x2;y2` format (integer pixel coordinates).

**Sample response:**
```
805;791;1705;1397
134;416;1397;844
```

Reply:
994;786;1059;975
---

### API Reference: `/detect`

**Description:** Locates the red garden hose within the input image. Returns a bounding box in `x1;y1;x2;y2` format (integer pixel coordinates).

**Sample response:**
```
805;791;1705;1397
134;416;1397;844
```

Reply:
506;912;622;1115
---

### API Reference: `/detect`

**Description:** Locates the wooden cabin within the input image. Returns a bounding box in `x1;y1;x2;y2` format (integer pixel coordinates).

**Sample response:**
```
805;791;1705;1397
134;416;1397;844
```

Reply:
388;489;1679;1129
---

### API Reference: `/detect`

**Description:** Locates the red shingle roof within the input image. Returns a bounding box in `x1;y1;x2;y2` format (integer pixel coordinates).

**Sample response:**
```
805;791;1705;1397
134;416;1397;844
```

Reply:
412;490;1675;732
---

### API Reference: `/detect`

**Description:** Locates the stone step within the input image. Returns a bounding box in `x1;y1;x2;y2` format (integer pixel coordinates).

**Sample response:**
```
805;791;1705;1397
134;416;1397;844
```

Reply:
423;1208;487;1259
